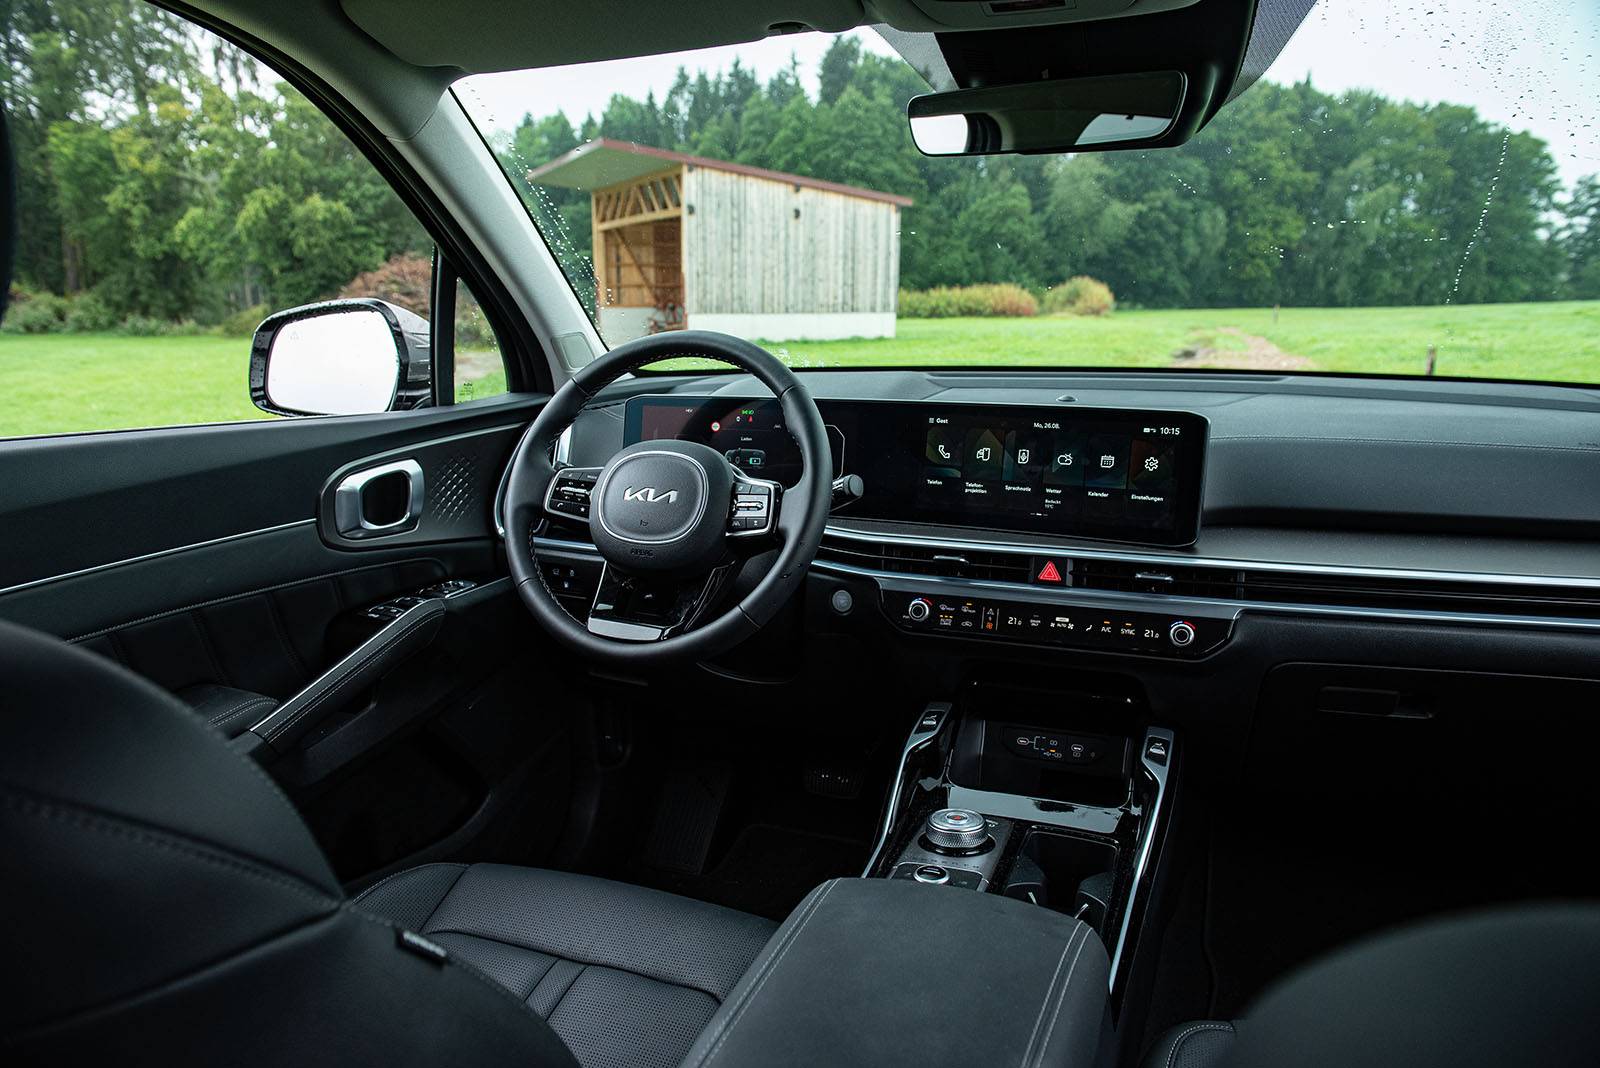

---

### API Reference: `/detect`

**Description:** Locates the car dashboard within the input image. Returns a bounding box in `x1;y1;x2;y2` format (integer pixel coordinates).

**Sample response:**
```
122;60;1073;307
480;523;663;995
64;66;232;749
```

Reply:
522;368;1600;669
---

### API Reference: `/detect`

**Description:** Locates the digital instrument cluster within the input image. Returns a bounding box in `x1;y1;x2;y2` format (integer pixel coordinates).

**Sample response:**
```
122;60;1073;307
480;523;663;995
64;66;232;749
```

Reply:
624;396;1206;546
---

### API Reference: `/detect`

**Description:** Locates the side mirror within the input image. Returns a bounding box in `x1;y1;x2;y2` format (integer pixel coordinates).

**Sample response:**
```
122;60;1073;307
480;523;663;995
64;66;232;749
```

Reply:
249;298;431;417
908;72;1187;157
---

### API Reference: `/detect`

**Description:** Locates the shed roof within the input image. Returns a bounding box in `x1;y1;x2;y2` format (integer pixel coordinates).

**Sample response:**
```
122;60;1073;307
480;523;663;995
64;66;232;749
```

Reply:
526;138;914;207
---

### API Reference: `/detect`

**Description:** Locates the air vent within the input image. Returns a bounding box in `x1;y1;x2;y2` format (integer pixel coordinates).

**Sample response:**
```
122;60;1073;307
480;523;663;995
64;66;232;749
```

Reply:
1236;570;1600;619
818;535;1031;584
1074;559;1245;600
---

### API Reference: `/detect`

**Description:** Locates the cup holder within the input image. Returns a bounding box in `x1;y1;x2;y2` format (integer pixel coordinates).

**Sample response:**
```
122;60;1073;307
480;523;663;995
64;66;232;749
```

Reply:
1003;829;1120;930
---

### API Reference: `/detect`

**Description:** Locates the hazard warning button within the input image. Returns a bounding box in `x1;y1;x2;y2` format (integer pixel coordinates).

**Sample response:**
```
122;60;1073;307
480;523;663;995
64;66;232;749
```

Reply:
1032;557;1067;584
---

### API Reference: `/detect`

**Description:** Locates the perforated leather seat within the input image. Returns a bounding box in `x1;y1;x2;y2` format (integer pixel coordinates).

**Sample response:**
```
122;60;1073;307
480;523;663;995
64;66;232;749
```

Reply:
0;617;774;1067
355;863;777;1067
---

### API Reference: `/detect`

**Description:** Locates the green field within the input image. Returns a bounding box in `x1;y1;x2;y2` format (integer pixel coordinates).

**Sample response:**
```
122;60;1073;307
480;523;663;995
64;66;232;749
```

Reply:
2;301;1596;438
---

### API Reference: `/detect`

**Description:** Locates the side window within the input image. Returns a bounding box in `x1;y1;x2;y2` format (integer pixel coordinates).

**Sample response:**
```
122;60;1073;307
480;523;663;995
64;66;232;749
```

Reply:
0;2;450;438
453;279;507;402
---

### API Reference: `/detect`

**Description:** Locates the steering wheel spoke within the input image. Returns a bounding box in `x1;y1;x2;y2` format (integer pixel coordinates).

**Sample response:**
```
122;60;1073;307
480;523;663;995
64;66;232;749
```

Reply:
726;472;781;539
543;466;602;522
584;562;734;642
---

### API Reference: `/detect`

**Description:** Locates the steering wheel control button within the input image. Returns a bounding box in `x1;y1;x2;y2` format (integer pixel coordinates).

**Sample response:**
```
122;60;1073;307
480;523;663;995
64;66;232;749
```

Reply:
544;468;600;520
727;478;778;538
1168;620;1197;647
924;808;992;854
913;864;950;885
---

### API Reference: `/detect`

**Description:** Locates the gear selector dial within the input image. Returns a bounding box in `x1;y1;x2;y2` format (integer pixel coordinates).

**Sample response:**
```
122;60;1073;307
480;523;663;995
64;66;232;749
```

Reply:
924;808;991;854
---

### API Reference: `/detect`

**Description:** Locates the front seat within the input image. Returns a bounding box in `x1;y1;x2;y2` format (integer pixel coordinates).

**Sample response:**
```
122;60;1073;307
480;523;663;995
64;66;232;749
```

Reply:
1145;904;1600;1068
0;617;776;1066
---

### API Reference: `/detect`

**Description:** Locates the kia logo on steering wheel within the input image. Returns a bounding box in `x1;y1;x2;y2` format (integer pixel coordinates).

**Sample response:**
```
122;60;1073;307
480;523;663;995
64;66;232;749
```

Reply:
622;486;679;504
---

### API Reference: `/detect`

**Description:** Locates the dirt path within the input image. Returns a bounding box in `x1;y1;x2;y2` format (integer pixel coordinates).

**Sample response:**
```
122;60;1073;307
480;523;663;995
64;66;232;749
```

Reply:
1170;327;1313;370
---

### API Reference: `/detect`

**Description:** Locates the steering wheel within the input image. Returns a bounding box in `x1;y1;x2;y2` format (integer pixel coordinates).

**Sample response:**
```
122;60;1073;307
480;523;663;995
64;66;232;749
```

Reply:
503;331;832;666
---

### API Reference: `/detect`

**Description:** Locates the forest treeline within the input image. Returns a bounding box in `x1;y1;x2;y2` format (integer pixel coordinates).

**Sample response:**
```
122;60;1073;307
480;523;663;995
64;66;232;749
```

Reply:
505;37;1600;310
5;2;1598;330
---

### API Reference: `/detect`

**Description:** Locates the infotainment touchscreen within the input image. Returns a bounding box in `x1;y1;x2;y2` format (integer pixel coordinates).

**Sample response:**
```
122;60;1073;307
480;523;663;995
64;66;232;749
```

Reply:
623;397;1207;546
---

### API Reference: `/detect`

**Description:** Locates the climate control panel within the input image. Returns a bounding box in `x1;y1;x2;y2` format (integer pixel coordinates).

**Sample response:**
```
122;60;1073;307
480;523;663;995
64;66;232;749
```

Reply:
883;590;1230;657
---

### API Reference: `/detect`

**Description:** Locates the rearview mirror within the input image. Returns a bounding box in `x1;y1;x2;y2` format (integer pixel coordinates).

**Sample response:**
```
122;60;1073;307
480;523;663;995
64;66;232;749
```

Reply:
908;72;1186;157
249;298;431;417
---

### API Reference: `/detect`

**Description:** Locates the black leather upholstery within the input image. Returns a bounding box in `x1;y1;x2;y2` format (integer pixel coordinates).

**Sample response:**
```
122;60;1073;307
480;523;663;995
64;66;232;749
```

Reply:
0;618;762;1068
682;876;1111;1068
1142;1021;1236;1068
178;682;278;738
356;863;778;1068
1148;904;1600;1068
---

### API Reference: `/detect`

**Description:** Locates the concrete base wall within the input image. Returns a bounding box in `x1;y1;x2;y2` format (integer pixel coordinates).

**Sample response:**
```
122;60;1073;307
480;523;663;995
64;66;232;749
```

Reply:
689;312;896;342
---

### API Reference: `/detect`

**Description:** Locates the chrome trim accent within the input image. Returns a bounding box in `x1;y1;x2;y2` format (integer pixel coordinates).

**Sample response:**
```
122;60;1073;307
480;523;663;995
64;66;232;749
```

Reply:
0;519;319;599
821;524;1600;590
863;702;951;875
811;559;1600;633
592;449;710;545
1108;727;1173;995
532;535;602;556
334;458;425;538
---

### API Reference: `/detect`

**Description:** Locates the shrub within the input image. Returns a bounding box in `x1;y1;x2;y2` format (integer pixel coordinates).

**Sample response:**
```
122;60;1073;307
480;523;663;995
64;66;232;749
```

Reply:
1043;276;1116;317
219;303;270;337
64;292;120;333
339;252;433;318
898;283;1038;318
1;291;68;333
118;315;167;336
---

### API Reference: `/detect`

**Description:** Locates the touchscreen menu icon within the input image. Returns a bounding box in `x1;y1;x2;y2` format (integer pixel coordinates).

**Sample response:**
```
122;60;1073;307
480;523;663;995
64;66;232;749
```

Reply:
964;428;1004;480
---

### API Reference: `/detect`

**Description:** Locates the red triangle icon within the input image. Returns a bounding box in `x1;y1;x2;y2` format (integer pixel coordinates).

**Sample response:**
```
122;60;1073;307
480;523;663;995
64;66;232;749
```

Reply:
1036;560;1063;583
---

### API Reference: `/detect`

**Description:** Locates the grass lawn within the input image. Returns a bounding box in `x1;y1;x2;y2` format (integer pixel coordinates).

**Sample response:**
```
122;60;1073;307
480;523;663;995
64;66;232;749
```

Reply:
0;333;508;438
737;300;1600;383
2;301;1595;438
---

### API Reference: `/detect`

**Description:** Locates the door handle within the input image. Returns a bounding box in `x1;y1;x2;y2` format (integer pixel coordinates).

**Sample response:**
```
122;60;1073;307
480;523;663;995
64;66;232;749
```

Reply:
333;458;425;538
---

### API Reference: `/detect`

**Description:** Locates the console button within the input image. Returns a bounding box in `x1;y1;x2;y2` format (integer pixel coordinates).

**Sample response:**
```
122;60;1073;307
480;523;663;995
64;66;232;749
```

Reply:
912;864;950;885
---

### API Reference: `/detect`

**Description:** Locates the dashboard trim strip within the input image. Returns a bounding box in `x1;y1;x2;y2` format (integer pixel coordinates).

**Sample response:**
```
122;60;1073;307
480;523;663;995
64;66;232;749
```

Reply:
809;558;1600;633
820;524;1600;589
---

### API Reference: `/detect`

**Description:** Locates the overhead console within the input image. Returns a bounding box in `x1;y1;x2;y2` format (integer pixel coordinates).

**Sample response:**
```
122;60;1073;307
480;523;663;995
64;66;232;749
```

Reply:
624;396;1208;547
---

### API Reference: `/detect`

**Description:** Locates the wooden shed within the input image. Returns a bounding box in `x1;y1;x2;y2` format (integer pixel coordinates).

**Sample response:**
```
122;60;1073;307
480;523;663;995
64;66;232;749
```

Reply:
527;139;912;344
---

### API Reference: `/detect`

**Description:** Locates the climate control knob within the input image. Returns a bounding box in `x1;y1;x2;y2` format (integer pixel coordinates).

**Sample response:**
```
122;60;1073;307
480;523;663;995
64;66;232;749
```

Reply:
906;597;933;622
1168;620;1197;647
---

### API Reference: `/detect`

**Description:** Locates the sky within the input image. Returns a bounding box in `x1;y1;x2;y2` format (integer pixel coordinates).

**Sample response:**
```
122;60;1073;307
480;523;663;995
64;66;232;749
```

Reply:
454;0;1600;191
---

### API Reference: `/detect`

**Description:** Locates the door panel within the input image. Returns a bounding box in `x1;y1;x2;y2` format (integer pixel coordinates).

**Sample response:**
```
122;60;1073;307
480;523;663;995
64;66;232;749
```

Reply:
0;394;558;881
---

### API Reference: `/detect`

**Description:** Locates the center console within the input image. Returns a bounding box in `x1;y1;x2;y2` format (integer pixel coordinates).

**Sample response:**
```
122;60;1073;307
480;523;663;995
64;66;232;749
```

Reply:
681;684;1168;1068
864;682;1176;1002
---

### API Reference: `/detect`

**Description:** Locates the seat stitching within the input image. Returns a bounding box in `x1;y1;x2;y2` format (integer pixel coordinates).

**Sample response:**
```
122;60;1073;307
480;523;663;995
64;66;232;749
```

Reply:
1019;926;1085;1066
544;964;589;1022
209;700;276;735
422;926;733;1002
1164;1022;1236;1068
1029;923;1095;1067
694;879;839;1068
337;902;559;1031
418;864;472;931
1;787;339;910
206;695;275;729
351;862;469;908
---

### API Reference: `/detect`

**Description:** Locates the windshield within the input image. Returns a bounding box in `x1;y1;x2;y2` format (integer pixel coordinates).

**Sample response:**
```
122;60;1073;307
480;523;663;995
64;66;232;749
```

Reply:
455;0;1600;384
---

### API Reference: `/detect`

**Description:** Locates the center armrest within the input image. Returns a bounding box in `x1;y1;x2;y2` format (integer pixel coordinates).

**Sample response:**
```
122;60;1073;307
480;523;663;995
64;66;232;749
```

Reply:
683;876;1110;1068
